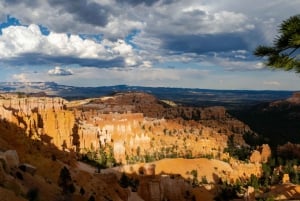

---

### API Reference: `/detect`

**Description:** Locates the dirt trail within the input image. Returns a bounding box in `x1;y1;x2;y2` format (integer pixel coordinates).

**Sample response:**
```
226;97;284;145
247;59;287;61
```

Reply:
76;161;96;173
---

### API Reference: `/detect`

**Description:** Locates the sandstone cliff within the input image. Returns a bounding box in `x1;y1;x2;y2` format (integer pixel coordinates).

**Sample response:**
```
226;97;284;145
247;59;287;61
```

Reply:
0;95;75;150
0;93;260;166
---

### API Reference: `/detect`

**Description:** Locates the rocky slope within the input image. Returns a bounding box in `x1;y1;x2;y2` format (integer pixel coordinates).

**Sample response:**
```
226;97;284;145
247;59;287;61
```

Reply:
0;118;127;201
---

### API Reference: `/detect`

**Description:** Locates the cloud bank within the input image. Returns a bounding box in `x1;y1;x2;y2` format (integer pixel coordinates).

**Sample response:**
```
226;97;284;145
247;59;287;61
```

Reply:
0;0;299;90
0;24;146;67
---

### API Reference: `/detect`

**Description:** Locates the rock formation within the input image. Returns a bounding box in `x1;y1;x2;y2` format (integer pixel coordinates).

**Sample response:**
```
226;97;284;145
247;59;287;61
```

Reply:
0;150;19;170
282;173;290;183
0;92;272;201
249;150;261;164
0;95;74;150
260;144;271;163
244;186;255;201
249;144;271;164
0;93;263;169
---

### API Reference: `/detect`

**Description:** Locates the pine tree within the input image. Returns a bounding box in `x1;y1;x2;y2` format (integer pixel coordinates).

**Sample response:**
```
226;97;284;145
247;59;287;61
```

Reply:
255;15;300;72
58;166;75;194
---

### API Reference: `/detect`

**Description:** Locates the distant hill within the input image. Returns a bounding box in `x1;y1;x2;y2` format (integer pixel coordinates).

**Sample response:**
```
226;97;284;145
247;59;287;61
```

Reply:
232;92;300;146
0;82;294;109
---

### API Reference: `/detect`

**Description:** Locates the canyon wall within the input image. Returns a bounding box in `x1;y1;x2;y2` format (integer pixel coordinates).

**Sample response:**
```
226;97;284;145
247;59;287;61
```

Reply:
0;94;232;164
0;95;262;163
0;96;75;149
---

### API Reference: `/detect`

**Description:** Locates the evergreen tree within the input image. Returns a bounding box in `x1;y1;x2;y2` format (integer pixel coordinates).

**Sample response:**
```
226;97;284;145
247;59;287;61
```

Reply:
255;15;300;72
58;166;75;194
72;123;80;152
119;172;130;188
88;195;95;201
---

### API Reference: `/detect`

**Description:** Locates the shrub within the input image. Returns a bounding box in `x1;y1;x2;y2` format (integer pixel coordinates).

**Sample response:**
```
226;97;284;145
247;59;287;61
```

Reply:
80;187;85;196
16;171;23;180
27;188;39;201
201;176;208;184
88;195;95;201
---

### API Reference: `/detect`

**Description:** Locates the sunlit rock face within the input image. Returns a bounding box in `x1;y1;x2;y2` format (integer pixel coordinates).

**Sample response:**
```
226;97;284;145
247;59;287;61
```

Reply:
249;144;271;164
0;95;151;160
0;93;253;163
0;95;75;150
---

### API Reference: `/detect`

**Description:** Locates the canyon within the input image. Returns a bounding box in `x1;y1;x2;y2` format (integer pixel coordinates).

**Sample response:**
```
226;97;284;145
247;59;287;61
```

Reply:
0;92;298;200
0;92;252;164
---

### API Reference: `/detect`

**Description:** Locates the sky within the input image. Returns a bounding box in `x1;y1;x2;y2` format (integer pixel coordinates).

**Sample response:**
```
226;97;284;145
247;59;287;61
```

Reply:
0;0;299;90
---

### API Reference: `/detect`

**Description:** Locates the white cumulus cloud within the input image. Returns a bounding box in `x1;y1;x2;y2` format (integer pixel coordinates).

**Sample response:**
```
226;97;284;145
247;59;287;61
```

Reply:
0;24;146;67
48;66;73;76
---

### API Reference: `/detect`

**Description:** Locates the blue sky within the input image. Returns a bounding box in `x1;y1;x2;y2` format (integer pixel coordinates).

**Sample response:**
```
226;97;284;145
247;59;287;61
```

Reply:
0;0;299;90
